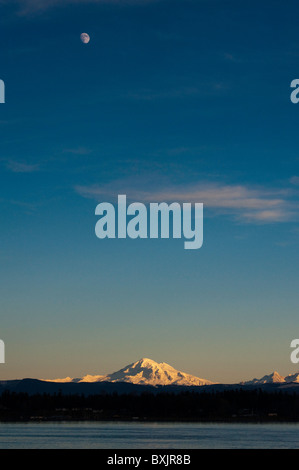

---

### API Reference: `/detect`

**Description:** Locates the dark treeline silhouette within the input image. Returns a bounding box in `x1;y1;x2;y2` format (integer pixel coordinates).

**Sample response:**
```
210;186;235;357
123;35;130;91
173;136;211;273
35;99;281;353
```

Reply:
1;389;299;422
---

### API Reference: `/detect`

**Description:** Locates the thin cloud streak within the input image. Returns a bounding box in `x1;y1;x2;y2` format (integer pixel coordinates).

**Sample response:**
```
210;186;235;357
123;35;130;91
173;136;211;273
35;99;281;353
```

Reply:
125;83;229;101
3;0;160;16
5;160;40;173
75;181;298;224
62;147;92;156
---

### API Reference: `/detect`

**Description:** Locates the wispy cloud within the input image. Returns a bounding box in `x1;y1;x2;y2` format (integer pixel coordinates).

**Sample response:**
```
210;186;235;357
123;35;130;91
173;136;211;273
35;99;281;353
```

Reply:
75;180;298;224
125;83;229;101
0;196;41;214
126;86;202;101
5;160;40;173
3;0;159;16
62;147;92;156
222;52;241;63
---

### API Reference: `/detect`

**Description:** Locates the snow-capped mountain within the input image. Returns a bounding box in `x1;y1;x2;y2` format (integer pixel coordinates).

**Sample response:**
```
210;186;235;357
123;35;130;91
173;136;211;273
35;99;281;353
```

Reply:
240;371;286;385
45;358;214;386
99;358;214;386
43;360;299;387
284;372;299;383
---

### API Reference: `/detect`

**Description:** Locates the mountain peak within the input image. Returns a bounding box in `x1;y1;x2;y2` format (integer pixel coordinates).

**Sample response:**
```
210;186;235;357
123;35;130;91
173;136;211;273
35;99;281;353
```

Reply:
241;370;286;385
284;372;299;383
135;358;160;366
44;358;214;387
133;358;175;371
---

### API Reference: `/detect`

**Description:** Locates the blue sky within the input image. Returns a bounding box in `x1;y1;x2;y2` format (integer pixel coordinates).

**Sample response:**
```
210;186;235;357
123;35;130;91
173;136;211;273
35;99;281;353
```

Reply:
0;0;299;382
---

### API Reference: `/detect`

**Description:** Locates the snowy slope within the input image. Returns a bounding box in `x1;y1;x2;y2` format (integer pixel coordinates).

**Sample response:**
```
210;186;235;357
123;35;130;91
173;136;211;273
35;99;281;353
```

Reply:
99;358;214;386
44;358;214;386
240;371;286;385
284;372;299;383
43;359;299;387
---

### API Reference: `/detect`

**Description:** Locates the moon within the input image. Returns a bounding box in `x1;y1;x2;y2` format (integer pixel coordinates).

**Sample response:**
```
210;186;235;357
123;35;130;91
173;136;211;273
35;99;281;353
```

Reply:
80;33;90;44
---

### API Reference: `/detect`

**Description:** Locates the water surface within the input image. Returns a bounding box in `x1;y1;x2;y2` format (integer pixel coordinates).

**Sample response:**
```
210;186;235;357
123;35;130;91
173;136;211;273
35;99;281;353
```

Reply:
0;422;299;449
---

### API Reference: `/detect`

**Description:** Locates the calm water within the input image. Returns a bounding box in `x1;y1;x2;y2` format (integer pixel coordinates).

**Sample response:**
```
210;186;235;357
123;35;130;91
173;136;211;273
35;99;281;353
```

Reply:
0;422;299;449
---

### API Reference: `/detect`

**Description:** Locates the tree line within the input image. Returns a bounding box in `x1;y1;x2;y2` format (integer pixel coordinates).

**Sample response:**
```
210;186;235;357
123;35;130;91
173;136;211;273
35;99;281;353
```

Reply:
1;388;299;422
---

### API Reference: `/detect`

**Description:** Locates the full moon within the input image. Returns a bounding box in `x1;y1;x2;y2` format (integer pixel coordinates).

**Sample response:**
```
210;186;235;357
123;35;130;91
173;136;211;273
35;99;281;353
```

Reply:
80;33;90;44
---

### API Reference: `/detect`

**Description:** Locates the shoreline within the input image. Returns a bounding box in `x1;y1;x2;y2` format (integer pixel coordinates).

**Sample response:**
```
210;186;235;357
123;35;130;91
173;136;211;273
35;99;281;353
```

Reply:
1;417;299;424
